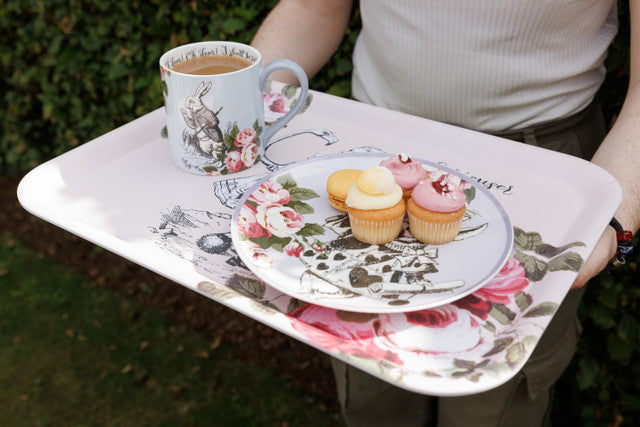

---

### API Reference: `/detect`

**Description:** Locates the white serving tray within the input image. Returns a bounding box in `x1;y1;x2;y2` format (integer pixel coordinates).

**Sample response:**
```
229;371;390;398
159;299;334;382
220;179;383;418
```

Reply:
18;83;621;396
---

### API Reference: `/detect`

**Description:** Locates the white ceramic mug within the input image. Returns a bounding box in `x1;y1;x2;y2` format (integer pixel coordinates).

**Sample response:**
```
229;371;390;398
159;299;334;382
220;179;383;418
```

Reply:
159;41;309;175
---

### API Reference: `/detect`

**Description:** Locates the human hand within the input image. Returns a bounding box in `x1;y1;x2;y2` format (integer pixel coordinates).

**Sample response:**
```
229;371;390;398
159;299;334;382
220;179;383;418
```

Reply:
571;226;617;289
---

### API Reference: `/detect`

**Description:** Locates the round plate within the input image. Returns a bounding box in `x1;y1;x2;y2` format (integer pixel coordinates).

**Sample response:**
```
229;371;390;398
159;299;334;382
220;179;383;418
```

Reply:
231;153;513;313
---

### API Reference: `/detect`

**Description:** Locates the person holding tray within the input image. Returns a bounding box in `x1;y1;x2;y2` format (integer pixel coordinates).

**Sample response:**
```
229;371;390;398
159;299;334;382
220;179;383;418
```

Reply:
251;1;640;426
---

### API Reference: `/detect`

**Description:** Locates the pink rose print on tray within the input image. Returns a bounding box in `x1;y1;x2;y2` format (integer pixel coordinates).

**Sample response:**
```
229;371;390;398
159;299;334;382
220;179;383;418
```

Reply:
202;225;587;385
263;82;313;124
236;173;325;268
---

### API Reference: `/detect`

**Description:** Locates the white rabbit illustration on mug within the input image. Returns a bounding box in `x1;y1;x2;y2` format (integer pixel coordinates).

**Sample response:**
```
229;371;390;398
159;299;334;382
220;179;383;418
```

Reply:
180;81;224;157
160;41;309;176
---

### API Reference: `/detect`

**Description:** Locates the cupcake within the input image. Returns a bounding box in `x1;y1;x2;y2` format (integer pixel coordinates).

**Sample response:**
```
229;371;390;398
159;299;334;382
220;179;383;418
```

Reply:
379;153;428;199
326;169;363;212
407;171;466;244
345;166;406;244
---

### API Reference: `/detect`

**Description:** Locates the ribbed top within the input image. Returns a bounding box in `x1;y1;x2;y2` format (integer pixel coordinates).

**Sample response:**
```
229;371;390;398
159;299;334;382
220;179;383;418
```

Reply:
352;0;618;131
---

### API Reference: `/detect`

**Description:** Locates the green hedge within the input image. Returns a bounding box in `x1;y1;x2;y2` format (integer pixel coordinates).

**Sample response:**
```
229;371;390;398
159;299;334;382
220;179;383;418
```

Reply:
0;0;356;175
1;2;638;425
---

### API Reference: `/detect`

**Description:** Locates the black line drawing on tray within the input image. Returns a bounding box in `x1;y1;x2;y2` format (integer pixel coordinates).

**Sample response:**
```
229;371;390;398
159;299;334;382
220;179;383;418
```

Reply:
296;212;488;307
180;81;224;157
261;128;338;171
213;144;385;209
149;206;249;279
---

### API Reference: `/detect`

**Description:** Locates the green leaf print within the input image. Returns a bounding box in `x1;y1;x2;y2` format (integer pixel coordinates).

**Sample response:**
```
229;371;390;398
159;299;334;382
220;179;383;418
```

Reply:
514;252;549;282
513;227;544;252
289;187;321;201
276;173;297;191
547;251;584;272
296;223;325;237
286;200;314;214
523;302;558;318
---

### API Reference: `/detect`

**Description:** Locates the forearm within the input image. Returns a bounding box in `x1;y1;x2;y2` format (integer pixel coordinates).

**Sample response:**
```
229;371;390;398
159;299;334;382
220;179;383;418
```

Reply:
591;84;640;235
591;0;640;235
252;0;353;84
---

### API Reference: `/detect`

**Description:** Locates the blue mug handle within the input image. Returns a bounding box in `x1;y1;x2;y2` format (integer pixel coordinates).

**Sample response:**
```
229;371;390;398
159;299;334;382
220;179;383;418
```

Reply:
259;59;309;148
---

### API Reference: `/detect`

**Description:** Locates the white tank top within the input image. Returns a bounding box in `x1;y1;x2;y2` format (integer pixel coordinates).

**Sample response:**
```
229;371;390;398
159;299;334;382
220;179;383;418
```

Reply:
352;0;618;131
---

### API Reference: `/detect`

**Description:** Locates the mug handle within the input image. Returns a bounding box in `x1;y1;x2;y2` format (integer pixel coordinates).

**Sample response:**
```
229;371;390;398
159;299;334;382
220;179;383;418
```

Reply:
259;59;309;147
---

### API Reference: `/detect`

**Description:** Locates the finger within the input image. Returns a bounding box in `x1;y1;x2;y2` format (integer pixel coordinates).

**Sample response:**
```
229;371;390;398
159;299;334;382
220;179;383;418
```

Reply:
571;226;617;289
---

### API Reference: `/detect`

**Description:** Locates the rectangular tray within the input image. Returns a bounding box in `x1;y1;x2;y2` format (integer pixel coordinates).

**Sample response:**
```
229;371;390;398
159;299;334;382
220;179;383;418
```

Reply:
18;84;621;396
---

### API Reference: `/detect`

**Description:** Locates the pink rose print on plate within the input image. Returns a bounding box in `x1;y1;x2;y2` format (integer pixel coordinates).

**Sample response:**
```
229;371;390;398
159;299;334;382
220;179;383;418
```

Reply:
234;128;257;147
243;241;273;269
256;203;305;238
249;181;292;205
238;203;271;239
284;240;304;257
224;150;244;172
473;256;529;305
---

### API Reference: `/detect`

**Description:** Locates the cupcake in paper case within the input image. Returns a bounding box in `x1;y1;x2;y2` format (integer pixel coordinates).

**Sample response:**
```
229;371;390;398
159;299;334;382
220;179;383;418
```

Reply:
379;153;428;199
345;166;406;245
407;171;466;245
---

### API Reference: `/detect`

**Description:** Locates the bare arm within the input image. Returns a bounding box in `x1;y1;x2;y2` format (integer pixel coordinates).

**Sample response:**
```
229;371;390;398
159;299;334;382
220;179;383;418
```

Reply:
573;0;640;287
252;0;354;84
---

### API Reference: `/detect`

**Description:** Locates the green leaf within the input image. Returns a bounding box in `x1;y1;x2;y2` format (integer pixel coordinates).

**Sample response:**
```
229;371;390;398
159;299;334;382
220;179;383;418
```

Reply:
608;333;633;365
523;302;558;318
225;275;266;299
282;84;298;99
286;200;314;214
453;359;476;370
252;119;262;135
296;223;325;237
276;173;297;191
489;305;515;325
617;313;638;341
221;17;246;32
481;321;496;333
493;303;516;321
248;235;291;252
513;227;543;252
463;186;476;204
534;241;585;258
482;337;514;357
197;281;237;301
287;298;307;314
513;251;548;282
591;304;616;329
288;187;320;201
577;357;599;390
506;342;524;368
515;292;533;312
327;81;351;98
547;251;584;273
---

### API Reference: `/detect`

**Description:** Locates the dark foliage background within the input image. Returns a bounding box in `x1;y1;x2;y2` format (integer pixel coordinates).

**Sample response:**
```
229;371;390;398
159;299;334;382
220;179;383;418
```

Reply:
1;1;638;425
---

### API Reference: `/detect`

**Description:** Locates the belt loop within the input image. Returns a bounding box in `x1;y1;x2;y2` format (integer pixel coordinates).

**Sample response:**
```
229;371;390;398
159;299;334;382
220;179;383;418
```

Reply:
523;129;538;146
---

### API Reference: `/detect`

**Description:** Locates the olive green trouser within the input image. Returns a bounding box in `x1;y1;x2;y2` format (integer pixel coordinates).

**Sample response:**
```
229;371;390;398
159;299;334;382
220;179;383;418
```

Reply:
331;100;606;427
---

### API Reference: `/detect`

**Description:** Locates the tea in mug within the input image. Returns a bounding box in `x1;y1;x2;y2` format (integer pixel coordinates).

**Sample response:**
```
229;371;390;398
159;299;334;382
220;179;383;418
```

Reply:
172;54;252;75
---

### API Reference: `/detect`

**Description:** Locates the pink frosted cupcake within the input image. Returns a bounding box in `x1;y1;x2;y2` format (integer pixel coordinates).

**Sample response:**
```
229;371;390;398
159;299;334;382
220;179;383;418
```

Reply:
407;171;467;245
379;153;428;199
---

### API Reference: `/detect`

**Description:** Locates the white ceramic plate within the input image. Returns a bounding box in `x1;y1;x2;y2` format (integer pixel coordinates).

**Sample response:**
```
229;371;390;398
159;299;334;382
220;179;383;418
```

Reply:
231;153;513;313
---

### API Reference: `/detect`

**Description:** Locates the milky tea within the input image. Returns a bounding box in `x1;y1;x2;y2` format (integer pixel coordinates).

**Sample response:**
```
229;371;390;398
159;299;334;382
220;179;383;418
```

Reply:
172;54;252;75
